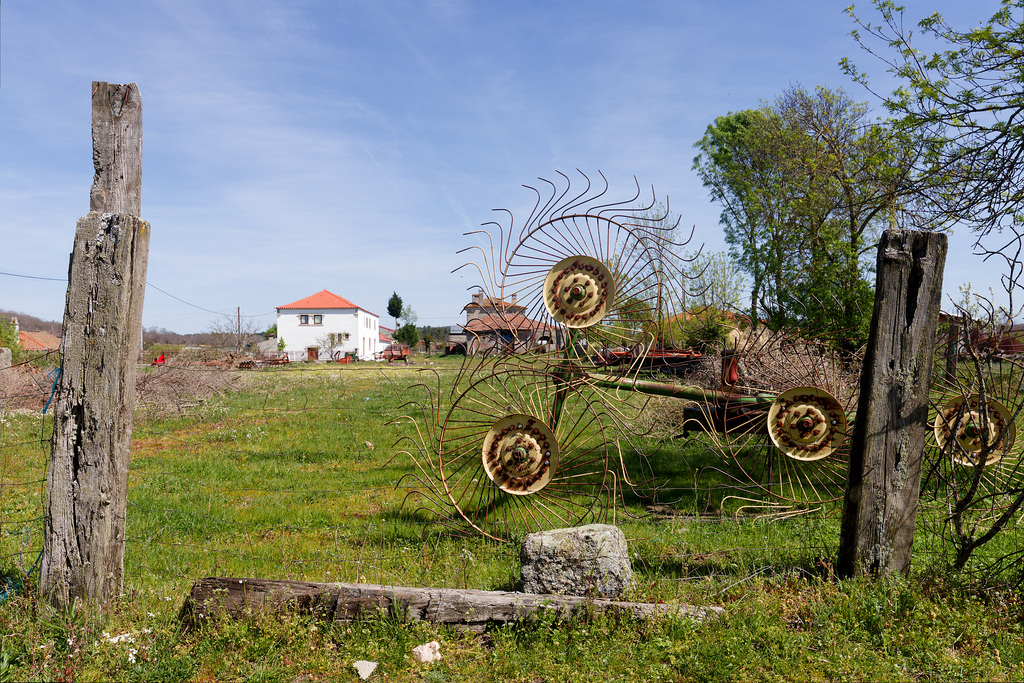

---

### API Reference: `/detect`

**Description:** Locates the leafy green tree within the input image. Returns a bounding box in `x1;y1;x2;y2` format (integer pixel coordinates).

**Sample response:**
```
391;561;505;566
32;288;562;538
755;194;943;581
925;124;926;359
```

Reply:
400;305;418;327
387;292;403;330
844;1;1024;237
393;323;419;347
693;107;808;330
693;86;910;347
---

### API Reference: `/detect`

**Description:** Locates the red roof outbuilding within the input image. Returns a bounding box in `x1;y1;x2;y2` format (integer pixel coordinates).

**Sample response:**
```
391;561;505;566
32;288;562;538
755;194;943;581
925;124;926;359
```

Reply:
19;330;61;351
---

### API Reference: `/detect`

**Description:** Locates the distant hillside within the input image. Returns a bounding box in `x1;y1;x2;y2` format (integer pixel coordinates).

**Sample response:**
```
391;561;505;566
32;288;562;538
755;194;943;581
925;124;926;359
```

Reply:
418;325;452;342
0;310;218;347
0;310;62;336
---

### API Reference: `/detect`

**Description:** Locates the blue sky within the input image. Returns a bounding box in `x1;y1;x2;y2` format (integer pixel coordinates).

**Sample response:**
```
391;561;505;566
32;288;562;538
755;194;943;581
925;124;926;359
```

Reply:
0;0;1002;333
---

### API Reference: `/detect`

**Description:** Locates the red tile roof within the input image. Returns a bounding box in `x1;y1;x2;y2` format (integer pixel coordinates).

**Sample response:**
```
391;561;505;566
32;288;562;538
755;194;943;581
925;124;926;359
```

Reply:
463;312;553;333
277;289;377;316
19;330;61;351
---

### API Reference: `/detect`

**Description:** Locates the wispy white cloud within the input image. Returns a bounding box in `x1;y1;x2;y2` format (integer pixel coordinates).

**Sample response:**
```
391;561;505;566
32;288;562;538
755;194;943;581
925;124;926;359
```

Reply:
0;0;1005;332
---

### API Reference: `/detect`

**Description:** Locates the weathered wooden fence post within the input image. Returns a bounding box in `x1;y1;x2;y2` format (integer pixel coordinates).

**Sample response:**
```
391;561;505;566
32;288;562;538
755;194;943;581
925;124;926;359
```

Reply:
41;82;149;607
837;228;946;578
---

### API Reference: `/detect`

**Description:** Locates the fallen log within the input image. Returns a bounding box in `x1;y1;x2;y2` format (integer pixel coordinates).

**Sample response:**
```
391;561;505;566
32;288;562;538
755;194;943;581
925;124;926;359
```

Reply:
180;577;724;632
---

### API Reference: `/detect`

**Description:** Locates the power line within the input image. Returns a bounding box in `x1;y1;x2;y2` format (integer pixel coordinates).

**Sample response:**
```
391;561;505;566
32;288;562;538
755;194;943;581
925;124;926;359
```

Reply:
2;270;299;323
0;269;231;317
144;282;229;316
0;270;66;282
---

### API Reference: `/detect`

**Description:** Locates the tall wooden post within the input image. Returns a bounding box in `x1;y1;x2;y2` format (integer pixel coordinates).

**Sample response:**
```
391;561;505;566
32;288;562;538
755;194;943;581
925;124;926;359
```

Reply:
837;229;946;578
41;82;149;607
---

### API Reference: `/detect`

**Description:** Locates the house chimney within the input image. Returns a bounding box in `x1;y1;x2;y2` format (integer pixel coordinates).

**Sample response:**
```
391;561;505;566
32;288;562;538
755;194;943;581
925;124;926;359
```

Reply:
12;317;18;336
510;294;517;305
472;292;483;305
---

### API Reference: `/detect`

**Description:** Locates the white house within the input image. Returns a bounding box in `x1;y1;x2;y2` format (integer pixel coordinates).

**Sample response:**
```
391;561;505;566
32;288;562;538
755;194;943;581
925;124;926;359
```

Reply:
276;290;381;361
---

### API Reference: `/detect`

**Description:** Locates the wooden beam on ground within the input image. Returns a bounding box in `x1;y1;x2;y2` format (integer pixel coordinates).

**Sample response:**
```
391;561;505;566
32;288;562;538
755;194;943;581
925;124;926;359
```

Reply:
837;228;947;578
40;82;148;608
180;578;724;632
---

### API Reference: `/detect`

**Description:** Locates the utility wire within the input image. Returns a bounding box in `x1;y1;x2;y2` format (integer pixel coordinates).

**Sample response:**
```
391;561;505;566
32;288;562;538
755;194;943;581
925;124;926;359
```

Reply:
0;270;65;282
3;270;364;323
0;269;239;319
144;282;230;316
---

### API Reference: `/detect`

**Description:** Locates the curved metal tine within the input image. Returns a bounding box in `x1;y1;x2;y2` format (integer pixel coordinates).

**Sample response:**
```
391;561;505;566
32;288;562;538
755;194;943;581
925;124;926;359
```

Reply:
553;169;604;219
518;174;573;245
579;171;643;218
458;222;503;278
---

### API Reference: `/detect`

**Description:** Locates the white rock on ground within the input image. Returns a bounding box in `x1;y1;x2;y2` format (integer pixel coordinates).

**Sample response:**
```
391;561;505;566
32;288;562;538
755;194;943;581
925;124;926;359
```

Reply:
353;660;377;680
412;640;442;662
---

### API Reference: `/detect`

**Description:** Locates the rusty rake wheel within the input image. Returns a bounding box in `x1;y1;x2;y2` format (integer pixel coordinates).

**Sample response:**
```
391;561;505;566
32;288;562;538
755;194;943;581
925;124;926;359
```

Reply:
767;387;849;462
922;329;1024;531
456;170;694;381
698;328;860;514
933;395;1015;467
436;368;619;542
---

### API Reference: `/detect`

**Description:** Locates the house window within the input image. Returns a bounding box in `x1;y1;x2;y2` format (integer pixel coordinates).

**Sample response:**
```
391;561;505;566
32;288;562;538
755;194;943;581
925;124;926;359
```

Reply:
299;315;309;325
313;314;323;325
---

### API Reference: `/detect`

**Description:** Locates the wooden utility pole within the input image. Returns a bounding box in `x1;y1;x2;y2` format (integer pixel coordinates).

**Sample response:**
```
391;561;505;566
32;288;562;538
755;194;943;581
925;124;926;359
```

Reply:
838;229;947;578
41;82;149;607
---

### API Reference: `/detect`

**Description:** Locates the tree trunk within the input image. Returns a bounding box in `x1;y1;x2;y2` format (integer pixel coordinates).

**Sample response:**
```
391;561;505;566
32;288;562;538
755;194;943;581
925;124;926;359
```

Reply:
837;228;947;578
41;82;148;608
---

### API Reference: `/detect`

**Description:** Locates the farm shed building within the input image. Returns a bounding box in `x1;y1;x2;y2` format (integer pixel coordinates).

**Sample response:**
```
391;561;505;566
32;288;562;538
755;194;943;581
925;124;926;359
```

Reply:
448;292;561;354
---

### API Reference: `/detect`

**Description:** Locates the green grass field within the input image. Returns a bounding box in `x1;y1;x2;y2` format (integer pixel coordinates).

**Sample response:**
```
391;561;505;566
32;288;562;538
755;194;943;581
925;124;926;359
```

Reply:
0;356;1022;681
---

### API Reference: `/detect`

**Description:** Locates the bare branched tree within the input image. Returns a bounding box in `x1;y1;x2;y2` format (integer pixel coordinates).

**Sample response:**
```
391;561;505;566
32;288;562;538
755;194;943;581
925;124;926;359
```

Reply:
207;310;263;354
924;228;1024;582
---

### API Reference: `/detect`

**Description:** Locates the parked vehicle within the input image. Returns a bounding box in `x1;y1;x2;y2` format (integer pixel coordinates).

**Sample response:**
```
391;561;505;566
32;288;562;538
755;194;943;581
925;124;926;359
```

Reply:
379;344;410;363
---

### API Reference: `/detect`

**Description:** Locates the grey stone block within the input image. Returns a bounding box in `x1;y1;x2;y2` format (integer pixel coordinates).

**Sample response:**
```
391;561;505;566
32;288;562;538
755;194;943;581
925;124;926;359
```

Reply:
520;524;633;598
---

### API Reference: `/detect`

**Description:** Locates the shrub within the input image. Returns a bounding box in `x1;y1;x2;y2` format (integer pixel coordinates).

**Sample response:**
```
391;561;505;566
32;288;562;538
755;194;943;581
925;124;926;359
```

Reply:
664;309;735;351
0;317;22;366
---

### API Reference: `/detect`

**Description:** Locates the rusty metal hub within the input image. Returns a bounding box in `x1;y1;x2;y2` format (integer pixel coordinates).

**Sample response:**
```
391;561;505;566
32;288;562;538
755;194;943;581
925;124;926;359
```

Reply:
767;387;847;461
542;255;615;328
934;395;1014;466
481;414;560;494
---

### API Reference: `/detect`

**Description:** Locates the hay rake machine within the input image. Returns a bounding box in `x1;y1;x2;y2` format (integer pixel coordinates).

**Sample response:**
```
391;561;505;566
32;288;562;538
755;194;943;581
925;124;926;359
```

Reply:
399;171;1020;542
920;317;1024;546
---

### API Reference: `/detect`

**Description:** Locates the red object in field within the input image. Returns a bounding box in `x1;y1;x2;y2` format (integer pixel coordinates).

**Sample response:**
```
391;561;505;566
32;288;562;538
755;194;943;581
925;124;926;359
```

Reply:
151;353;165;365
379;344;411;362
970;323;1024;356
